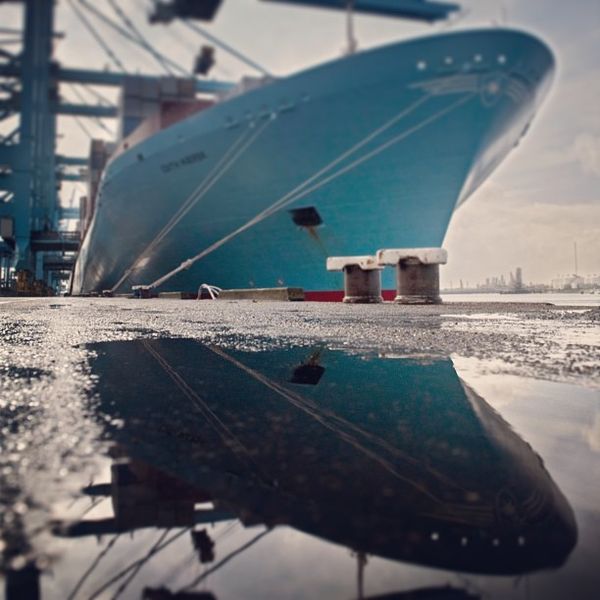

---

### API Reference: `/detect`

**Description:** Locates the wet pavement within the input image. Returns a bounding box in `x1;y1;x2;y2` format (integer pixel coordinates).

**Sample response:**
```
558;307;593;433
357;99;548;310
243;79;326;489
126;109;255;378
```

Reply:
0;297;599;599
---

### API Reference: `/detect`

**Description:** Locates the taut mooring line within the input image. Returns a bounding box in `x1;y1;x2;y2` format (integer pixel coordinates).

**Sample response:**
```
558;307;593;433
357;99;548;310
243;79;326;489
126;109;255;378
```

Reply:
206;344;452;503
146;91;473;291
111;115;273;292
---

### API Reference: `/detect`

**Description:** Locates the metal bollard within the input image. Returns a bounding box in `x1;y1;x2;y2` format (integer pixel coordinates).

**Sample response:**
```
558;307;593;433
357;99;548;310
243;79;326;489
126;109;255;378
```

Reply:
326;256;383;303
377;248;447;304
131;285;155;299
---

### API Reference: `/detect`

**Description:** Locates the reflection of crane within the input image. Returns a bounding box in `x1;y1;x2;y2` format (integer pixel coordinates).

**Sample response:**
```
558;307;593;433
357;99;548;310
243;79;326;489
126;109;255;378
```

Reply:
4;562;41;600
55;458;234;537
49;454;271;600
355;550;367;599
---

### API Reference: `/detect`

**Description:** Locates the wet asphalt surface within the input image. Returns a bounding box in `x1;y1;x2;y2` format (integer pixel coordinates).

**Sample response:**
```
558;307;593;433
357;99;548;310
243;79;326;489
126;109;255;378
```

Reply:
0;296;599;591
2;296;598;388
1;298;598;491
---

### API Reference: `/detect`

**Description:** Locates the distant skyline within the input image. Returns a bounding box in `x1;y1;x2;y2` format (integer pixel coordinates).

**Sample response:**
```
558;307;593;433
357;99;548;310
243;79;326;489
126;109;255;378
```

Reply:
1;0;599;284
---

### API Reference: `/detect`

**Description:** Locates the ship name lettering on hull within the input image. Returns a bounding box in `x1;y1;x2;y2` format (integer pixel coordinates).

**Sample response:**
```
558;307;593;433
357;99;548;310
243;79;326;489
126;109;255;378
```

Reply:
161;151;207;174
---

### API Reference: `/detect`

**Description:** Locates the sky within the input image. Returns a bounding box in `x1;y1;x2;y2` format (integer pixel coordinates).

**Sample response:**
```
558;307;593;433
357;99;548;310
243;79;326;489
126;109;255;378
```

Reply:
1;0;599;285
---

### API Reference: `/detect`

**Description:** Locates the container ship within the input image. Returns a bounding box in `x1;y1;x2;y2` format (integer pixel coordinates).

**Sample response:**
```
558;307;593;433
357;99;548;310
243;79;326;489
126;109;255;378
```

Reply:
71;4;555;298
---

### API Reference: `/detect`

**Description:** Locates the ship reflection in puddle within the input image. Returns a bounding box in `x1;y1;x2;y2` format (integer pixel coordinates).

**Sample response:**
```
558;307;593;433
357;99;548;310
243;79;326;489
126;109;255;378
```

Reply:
13;339;578;599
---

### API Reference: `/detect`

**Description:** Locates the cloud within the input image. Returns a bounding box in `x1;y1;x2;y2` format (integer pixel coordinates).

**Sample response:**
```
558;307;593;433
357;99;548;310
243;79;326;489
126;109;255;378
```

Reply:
545;132;600;177
443;183;600;284
512;130;600;181
573;133;600;176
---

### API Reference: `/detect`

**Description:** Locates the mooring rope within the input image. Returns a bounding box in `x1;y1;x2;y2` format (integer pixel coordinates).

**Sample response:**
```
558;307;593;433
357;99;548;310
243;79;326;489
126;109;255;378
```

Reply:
140;339;275;486
145;91;474;290
179;528;271;592
88;528;190;600
110;115;275;292
197;283;222;299
206;344;448;503
67;533;120;600
109;529;171;600
119;93;432;293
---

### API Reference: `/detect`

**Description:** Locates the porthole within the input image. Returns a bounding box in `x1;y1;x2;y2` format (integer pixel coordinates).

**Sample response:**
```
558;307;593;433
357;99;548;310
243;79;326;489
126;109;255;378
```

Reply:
498;54;507;64
417;60;427;70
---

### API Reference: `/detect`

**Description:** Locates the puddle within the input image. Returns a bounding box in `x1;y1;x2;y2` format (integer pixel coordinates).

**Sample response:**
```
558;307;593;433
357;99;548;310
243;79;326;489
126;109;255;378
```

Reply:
1;339;599;599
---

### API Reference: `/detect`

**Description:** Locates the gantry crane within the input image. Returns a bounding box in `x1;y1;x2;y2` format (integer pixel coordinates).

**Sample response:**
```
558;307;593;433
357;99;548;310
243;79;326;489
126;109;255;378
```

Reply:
0;0;233;294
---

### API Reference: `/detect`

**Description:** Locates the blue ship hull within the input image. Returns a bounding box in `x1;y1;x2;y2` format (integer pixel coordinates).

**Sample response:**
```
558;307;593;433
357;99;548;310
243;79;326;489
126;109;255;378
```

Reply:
72;28;554;296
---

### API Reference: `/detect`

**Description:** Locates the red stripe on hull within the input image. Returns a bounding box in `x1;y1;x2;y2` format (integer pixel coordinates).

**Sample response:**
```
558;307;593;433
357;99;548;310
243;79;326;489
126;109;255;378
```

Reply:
304;290;396;302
